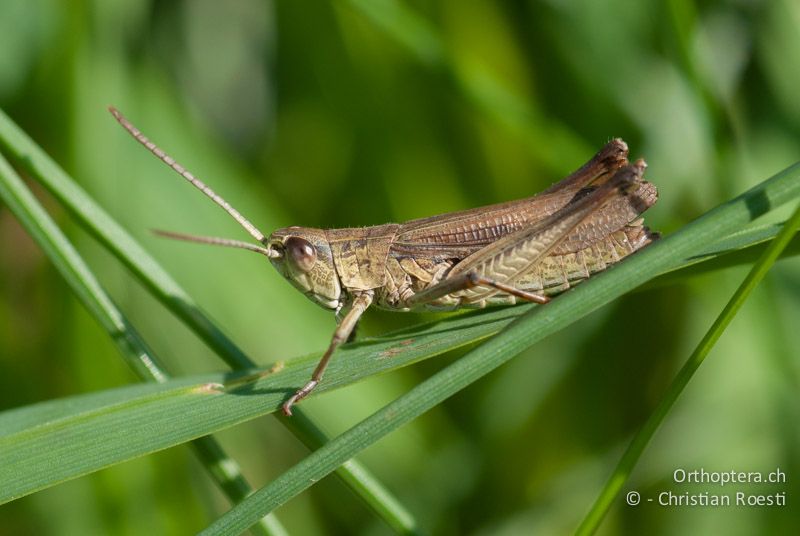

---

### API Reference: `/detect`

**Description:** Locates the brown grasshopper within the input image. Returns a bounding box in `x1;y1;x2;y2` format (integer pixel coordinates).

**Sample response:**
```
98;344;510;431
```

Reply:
110;107;658;415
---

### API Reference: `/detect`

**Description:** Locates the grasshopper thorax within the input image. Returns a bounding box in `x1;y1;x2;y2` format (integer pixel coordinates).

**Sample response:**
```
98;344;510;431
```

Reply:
266;227;342;310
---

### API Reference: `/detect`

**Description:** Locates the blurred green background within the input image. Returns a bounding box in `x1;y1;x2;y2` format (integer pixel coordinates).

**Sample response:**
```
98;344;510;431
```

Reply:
1;0;798;534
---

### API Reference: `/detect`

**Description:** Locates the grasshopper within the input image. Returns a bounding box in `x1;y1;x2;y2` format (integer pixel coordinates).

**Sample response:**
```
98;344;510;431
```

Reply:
110;108;658;415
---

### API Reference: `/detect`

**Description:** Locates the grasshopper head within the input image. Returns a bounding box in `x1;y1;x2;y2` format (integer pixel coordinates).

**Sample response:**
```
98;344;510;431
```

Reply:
265;227;342;310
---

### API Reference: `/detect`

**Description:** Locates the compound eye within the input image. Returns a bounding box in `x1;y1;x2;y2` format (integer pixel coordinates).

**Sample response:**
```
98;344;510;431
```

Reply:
285;236;317;272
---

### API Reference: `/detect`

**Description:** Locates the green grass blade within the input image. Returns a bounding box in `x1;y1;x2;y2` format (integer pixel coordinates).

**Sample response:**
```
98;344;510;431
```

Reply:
0;108;251;370
189;439;288;536
198;162;800;534
0;108;418;534
281;412;423;536
0;304;529;504
0;372;241;503
0;153;166;381
644;221;800;288
0;153;283;536
575;200;800;535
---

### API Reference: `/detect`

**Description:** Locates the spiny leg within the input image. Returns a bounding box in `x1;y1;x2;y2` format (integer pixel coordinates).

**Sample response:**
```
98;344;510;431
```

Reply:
464;273;550;304
282;291;373;416
404;271;549;308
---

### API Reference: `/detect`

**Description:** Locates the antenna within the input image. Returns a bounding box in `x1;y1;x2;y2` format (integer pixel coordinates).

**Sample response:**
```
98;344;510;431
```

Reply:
109;106;268;244
152;230;279;258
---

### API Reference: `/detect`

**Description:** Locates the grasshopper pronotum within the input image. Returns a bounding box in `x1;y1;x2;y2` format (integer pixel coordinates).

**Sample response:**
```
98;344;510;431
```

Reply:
110;108;658;415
